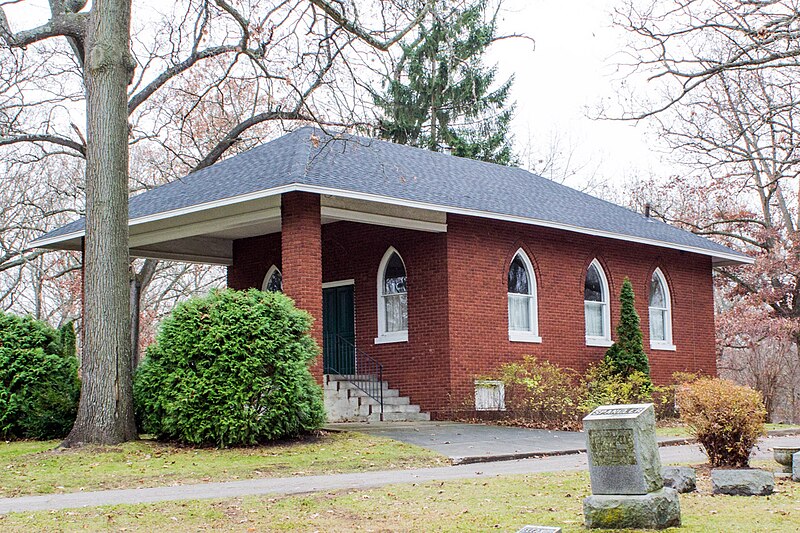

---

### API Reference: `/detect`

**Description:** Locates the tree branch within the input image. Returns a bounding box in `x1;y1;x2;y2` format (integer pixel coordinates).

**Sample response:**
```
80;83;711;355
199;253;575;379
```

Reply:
308;0;432;51
191;110;310;172
0;7;86;47
0;134;86;156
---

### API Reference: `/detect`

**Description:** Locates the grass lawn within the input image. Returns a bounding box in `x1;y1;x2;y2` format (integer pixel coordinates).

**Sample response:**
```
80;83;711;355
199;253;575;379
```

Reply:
655;422;800;439
1;467;797;532
0;432;445;498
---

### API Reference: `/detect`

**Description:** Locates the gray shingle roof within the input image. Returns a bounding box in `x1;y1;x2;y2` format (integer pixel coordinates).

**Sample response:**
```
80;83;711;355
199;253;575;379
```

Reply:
36;126;748;263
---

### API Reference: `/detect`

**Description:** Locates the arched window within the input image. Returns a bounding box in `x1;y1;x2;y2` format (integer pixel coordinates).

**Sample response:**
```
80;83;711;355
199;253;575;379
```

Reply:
584;259;611;346
376;247;408;343
649;268;675;350
507;249;540;342
262;265;283;292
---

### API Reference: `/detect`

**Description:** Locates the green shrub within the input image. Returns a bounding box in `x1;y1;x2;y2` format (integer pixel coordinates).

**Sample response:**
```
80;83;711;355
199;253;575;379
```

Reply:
604;277;651;381
0;312;80;440
677;377;766;468
134;288;326;447
581;360;653;414
491;356;586;430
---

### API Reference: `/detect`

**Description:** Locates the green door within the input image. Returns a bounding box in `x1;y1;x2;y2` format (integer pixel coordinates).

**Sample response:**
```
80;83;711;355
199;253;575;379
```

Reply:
322;285;355;375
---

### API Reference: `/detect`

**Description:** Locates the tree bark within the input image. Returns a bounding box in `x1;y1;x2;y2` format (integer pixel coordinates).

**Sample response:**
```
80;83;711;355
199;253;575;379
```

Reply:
63;0;137;446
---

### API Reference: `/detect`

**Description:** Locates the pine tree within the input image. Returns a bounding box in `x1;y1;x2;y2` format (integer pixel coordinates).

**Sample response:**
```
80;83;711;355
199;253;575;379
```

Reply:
604;277;651;380
374;0;515;165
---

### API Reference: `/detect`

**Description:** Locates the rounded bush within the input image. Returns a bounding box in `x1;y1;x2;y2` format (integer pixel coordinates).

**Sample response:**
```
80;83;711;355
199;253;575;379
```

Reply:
133;288;326;447
677;377;766;468
0;312;80;440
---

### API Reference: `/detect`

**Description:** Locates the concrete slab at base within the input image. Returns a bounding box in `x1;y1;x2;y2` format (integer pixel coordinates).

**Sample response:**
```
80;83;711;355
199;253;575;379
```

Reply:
583;487;681;530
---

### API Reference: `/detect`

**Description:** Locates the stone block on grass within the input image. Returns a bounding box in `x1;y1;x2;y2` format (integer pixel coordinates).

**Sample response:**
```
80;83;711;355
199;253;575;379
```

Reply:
583;487;681;530
711;469;774;496
662;466;696;493
583;404;663;495
793;451;800;482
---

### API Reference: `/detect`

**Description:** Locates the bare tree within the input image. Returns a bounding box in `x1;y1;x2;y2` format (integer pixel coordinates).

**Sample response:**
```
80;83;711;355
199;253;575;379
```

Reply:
613;2;800;420
0;0;433;444
613;0;800;118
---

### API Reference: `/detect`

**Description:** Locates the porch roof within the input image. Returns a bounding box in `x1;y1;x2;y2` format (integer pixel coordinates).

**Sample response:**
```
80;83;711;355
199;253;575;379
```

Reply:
33;127;751;266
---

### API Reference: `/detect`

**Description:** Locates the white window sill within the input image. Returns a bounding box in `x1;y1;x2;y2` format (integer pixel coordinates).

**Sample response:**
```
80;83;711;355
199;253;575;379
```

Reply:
509;331;542;343
586;337;613;347
374;331;408;344
650;342;676;351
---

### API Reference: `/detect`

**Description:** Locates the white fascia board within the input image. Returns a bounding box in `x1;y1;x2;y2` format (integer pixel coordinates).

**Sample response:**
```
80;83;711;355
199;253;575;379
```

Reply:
297;185;753;265
322;279;355;289
321;206;446;233
130;207;280;248
131;249;233;265
30;184;297;248
31;181;752;265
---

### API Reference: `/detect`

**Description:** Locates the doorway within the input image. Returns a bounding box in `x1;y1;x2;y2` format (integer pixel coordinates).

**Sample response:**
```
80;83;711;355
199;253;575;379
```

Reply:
322;282;355;375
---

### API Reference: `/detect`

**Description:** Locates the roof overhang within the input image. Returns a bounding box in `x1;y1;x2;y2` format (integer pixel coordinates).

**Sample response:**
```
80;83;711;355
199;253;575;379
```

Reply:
31;183;752;266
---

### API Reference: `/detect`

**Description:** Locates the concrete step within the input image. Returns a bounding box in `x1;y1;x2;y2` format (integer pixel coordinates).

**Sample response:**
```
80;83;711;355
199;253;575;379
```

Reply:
324;374;429;423
356;402;420;417
347;387;402;400
324;383;401;399
368;411;430;422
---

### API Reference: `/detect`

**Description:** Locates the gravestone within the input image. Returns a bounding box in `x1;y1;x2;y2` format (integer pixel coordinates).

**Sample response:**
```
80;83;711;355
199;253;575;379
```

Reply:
582;404;680;530
583;403;662;495
793;451;800;482
516;527;561;533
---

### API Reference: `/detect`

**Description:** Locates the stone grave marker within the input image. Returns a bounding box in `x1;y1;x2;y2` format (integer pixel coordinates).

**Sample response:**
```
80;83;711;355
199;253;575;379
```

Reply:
583;403;662;495
582;403;680;530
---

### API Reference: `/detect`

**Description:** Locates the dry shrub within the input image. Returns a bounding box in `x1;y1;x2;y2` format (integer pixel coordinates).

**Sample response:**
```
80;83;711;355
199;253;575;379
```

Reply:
652;372;701;420
496;356;585;431
677;377;766;468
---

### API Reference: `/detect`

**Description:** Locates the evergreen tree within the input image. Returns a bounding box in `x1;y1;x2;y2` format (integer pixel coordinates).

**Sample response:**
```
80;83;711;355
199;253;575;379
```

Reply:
375;0;515;165
604;277;651;380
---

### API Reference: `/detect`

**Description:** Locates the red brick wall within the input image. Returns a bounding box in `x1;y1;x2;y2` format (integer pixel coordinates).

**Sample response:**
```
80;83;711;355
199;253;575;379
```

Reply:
281;192;323;381
227;194;717;418
445;214;716;414
322;221;451;415
227;233;281;290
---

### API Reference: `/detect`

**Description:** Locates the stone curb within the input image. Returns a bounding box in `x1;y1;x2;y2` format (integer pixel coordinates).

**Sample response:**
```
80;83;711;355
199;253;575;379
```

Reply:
448;429;799;466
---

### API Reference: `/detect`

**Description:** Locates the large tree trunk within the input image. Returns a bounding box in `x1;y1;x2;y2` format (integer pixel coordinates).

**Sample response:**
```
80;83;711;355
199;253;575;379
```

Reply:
63;0;137;446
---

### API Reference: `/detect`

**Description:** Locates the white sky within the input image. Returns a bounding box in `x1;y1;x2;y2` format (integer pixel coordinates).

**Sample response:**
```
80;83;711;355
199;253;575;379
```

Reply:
489;0;667;188
5;0;667;190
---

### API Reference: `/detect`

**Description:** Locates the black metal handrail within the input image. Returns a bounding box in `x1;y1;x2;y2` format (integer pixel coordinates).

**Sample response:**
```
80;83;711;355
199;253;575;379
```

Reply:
323;333;384;420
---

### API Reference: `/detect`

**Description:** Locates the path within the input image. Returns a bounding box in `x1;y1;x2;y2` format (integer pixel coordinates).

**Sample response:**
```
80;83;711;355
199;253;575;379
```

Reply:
329;421;700;463
0;435;796;514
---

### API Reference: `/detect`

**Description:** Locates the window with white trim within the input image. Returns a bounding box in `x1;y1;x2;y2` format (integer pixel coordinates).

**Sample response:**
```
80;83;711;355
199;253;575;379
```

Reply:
262;265;283;292
507;249;540;342
584;260;611;346
376;248;408;343
649;268;674;350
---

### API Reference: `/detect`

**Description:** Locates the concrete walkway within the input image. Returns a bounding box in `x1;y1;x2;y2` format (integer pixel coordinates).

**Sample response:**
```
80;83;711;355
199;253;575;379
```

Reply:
0;435;796;515
329;421;698;464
